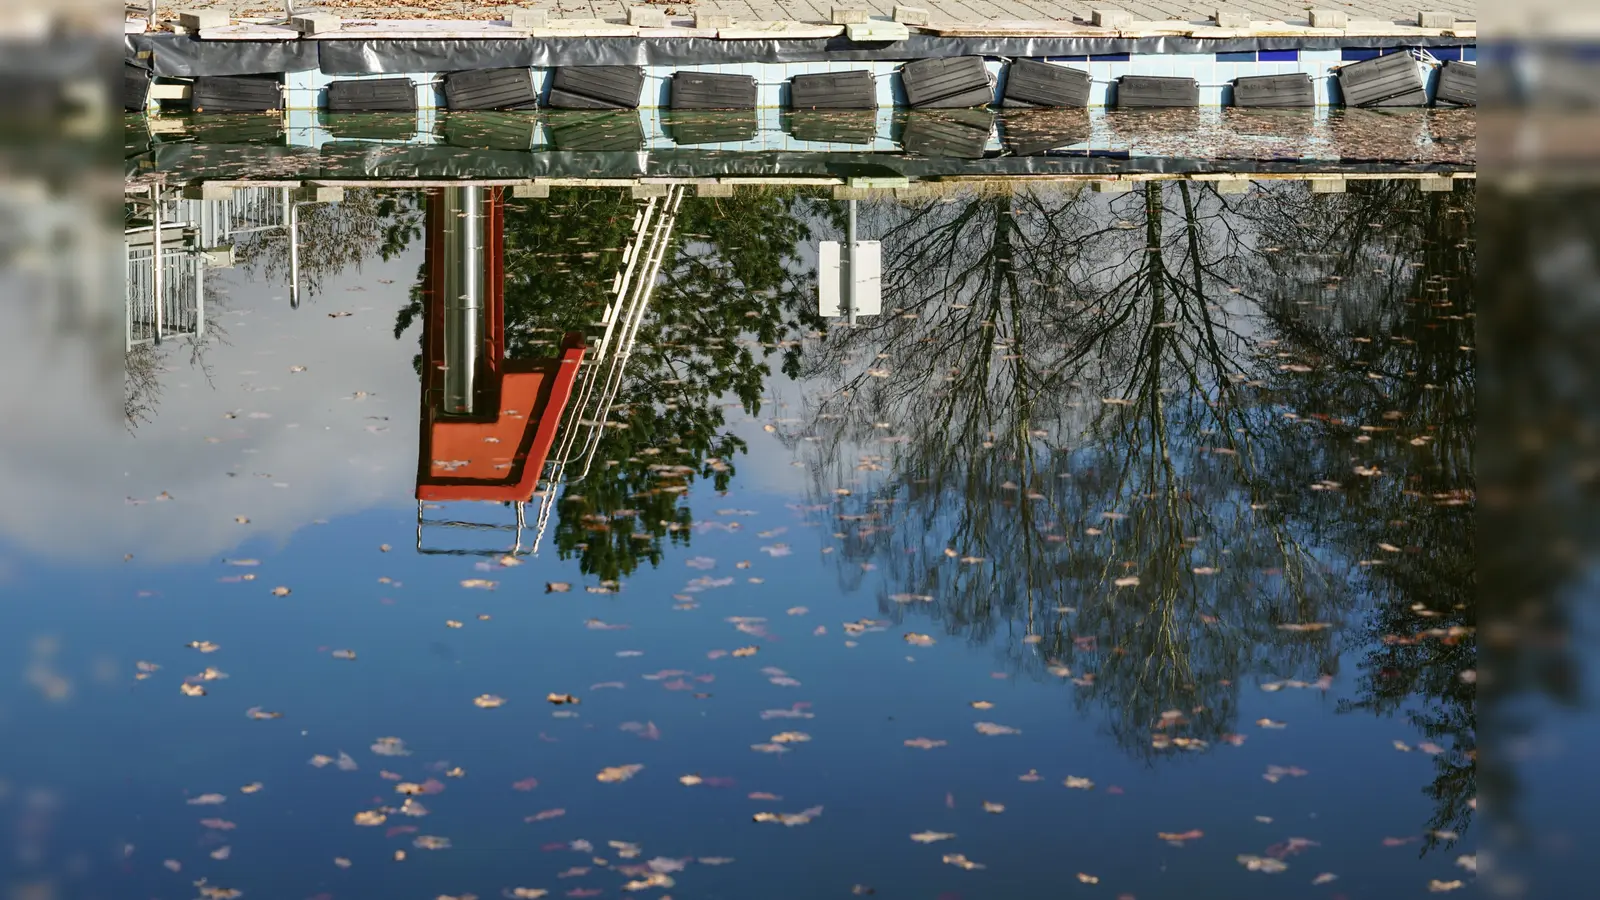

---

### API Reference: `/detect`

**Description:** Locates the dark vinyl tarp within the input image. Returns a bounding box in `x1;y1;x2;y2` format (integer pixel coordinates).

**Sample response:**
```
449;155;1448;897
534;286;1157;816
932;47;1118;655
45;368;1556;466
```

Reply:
125;32;1473;78
126;34;319;77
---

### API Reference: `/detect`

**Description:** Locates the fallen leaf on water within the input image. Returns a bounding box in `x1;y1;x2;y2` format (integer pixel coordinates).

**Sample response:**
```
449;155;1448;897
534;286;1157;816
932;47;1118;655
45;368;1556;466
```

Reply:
186;641;220;653
1428;881;1465;893
461;579;497;590
1158;829;1204;844
187;794;227;806
505;890;547;898
942;854;985;870
1456;855;1476;873
331;649;357;661
353;810;387;826
245;707;283;720
1077;873;1099;884
271;586;291;597
982;802;1005;814
910;831;955;843
546;582;571;593
1256;718;1287;729
512;777;539;791
753;805;822;826
199;818;235;830
904;633;935;647
771;732;810;743
180;683;206;697
904;738;947;749
679;775;703;786
547;693;579;705
1238;855;1289;873
974;722;1020;736
1064;776;1095;790
1312;873;1338;885
731;646;759;658
413;835;451;850
371;737;410;757
445;620;464;629
1019;770;1042;782
524;808;565;822
239;783;262;794
596;765;644;783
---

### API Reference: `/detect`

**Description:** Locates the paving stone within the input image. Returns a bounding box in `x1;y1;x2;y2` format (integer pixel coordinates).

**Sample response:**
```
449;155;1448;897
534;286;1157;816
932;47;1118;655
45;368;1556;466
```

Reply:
176;10;227;30
626;6;666;26
894;5;931;24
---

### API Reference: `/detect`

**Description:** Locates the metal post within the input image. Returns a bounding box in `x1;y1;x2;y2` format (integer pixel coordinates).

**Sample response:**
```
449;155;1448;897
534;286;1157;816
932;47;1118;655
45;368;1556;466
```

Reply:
148;2;158;31
288;199;300;309
151;187;164;345
845;198;857;327
441;186;485;415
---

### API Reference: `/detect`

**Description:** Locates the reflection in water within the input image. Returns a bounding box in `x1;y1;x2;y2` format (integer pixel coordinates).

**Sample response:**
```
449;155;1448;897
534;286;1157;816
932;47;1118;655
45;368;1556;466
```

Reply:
96;176;1478;897
396;184;829;579
394;178;1476;850
800;179;1474;843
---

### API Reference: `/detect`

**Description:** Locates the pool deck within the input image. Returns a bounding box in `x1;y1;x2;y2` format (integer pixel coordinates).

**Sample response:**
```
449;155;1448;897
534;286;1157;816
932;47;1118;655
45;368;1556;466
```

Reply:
137;2;1476;30
130;2;1477;37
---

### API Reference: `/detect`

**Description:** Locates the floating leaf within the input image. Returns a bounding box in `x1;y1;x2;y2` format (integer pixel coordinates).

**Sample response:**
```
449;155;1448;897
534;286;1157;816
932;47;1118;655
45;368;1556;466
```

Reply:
910;831;956;843
904;738;947;749
974;722;1020;736
474;694;506;709
1238;855;1289;873
753;805;822;826
942;854;985;870
596;764;644;783
353;810;386;826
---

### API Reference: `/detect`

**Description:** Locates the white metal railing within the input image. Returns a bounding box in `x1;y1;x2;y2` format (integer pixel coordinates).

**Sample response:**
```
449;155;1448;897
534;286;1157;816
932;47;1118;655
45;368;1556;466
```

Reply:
125;241;203;348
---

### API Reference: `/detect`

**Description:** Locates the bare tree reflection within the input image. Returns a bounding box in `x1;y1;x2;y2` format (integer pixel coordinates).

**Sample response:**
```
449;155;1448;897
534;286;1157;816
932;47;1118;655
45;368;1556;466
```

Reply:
235;190;422;301
791;180;1474;844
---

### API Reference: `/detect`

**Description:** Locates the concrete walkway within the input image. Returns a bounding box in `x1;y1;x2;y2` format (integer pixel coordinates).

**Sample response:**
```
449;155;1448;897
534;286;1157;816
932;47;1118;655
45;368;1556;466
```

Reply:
145;1;1477;28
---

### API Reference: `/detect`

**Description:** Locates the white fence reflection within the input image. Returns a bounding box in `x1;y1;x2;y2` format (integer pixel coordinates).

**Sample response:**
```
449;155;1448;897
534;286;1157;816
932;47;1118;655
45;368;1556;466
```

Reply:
125;186;292;349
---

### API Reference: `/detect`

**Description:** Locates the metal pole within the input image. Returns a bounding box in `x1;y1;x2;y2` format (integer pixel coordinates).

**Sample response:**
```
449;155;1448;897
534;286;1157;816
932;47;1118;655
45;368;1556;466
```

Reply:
288;200;300;309
152;188;164;345
441;186;484;415
148;2;158;31
846;198;857;327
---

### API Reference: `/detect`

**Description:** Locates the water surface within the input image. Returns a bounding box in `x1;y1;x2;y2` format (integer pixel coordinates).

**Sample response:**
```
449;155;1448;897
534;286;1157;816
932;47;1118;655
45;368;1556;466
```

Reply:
2;177;1475;899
